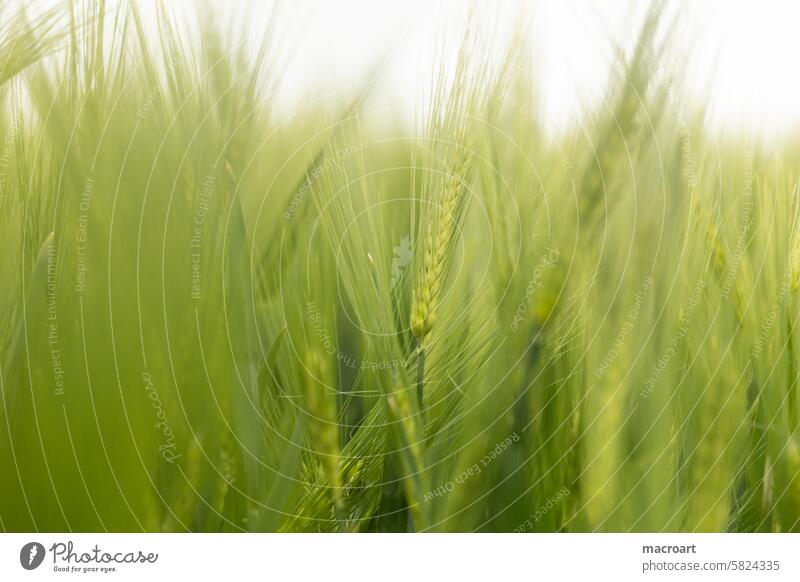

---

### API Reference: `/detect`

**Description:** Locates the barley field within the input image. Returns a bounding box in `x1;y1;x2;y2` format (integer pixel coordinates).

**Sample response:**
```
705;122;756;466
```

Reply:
1;0;800;533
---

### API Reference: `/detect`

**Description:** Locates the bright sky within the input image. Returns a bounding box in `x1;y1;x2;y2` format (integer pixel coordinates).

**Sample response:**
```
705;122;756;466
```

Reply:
263;0;800;140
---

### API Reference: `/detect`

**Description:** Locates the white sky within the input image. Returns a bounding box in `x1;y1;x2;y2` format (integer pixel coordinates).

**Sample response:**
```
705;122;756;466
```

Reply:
261;0;800;140
25;0;797;138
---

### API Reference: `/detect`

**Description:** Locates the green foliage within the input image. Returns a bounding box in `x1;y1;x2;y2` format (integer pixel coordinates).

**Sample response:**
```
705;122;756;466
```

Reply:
1;0;799;533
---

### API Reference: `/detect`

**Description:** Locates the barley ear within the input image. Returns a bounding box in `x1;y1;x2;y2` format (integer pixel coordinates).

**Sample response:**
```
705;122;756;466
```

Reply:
410;149;473;346
303;349;344;519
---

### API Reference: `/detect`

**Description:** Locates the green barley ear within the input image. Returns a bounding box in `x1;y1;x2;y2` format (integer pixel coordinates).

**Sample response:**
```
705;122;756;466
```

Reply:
410;146;473;344
691;197;728;275
409;7;495;348
579;0;662;224
408;145;473;415
789;183;800;292
0;6;68;88
691;196;748;321
406;9;496;417
302;349;344;518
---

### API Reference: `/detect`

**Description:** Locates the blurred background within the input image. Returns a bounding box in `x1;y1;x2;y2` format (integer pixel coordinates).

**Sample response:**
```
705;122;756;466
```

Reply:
175;0;800;139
